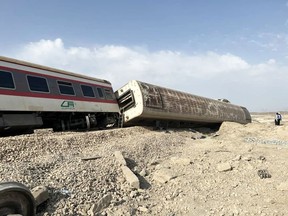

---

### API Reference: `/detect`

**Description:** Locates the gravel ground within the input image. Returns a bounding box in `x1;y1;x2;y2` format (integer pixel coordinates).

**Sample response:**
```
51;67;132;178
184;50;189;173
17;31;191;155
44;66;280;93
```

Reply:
1;113;288;215
0;127;194;215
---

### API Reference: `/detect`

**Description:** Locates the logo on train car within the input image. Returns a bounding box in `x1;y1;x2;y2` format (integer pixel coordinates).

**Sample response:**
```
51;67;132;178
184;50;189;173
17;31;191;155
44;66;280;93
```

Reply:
61;101;75;109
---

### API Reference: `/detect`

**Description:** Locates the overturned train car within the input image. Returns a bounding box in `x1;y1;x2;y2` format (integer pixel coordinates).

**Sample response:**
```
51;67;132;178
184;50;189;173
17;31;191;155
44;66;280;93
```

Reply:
115;80;251;127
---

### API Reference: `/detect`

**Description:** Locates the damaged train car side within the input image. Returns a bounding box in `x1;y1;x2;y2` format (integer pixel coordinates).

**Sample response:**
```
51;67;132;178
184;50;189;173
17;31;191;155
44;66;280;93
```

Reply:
115;80;251;127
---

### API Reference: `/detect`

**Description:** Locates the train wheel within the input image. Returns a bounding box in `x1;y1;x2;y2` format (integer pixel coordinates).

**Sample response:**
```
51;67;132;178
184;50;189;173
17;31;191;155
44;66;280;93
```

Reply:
85;115;91;130
0;182;35;216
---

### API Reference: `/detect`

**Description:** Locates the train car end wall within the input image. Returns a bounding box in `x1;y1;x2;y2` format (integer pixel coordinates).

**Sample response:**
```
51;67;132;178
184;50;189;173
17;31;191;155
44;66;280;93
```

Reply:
115;80;144;123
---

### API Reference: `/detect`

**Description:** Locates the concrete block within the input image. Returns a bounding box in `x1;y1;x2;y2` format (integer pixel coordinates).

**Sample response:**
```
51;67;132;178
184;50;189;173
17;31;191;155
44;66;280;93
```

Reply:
121;165;140;189
114;151;127;166
31;185;49;206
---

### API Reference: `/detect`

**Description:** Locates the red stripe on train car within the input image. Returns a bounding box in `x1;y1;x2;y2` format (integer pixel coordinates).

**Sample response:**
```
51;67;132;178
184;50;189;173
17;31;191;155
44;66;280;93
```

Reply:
0;89;118;104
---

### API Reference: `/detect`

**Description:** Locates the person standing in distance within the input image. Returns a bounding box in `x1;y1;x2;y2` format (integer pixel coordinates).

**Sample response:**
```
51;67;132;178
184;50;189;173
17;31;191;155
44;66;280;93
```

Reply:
275;112;282;125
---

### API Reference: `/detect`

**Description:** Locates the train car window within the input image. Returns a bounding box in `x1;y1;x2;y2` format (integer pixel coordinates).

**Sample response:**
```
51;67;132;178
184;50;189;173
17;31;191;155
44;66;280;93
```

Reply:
57;81;75;95
81;85;95;97
104;89;114;100
96;87;104;98
0;71;15;89
27;75;49;93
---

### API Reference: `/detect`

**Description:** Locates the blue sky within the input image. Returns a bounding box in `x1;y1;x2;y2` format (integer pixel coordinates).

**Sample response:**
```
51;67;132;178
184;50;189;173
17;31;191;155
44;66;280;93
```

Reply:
1;0;288;111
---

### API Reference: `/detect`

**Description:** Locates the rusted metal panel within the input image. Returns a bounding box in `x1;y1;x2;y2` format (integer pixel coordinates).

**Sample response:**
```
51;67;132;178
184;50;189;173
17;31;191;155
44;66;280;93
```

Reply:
137;81;250;124
140;82;163;109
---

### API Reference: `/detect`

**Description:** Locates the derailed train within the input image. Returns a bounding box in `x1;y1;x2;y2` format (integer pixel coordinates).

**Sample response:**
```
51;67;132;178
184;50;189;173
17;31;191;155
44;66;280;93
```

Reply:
115;80;251;127
0;56;251;135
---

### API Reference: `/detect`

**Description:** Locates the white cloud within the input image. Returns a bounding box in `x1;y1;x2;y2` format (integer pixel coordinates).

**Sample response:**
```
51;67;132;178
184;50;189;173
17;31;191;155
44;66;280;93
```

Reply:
10;38;288;111
15;38;252;81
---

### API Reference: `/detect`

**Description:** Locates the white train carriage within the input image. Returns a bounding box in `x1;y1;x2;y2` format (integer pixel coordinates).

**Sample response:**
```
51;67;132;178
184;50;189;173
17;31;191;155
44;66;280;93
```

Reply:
0;56;120;134
115;80;251;127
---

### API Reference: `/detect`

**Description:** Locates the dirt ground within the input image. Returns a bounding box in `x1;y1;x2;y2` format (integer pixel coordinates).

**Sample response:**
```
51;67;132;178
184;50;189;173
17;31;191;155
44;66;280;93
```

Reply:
1;112;288;216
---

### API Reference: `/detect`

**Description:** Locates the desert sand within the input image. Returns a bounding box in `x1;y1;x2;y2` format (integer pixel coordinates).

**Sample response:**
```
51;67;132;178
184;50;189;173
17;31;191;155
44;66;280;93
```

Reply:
1;112;288;216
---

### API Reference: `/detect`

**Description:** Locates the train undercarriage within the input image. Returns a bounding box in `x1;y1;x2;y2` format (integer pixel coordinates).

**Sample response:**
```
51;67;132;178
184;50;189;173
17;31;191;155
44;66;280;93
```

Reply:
0;111;118;136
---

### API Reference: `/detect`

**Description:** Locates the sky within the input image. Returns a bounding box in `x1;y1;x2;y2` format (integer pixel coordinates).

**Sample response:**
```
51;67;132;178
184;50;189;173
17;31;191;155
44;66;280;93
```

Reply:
0;0;288;112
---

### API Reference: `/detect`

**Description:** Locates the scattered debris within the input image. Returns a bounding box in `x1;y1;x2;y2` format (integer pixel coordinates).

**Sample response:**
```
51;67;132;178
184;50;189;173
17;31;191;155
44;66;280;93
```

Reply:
81;156;101;161
114;151;127;166
257;169;271;179
138;206;149;212
121;165;140;189
258;155;266;161
31;185;49;206
232;155;242;161
139;168;147;176
242;155;252;161
217;162;232;172
88;193;112;215
58;188;71;197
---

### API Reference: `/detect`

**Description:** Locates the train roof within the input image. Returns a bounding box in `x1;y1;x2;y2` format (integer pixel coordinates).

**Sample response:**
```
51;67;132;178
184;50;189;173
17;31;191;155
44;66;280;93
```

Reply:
0;56;111;85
